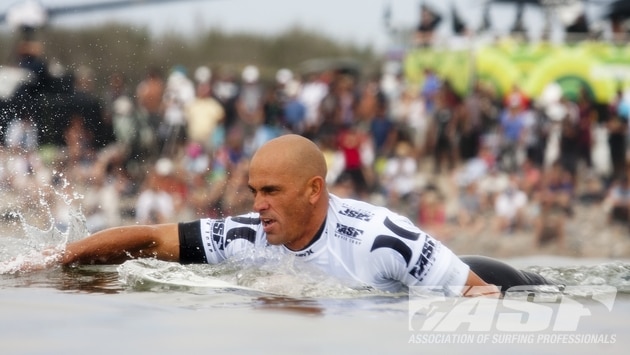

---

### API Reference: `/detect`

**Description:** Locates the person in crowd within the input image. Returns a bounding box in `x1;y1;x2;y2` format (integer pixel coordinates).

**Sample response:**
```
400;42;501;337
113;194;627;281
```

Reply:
456;181;486;235
380;140;419;211
493;175;529;234
336;124;373;200
497;95;527;173
135;67;165;135
603;174;630;226
134;158;178;225
184;71;225;152
161;67;195;156
390;85;428;161
427;90;456;175
417;182;450;241
368;95;397;159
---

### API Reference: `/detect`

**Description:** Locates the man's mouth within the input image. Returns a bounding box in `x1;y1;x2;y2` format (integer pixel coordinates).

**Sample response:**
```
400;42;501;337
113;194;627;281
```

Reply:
261;218;275;231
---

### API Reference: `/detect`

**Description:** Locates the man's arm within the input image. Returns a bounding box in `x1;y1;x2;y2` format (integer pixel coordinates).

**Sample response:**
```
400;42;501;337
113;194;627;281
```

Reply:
61;223;180;265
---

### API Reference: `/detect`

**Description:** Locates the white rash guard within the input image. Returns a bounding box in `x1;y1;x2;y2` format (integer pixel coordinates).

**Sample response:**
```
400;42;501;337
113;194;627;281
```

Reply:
179;194;470;294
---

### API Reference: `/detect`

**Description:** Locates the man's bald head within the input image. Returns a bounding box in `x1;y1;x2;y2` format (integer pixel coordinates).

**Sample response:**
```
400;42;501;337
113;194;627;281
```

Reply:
250;134;327;183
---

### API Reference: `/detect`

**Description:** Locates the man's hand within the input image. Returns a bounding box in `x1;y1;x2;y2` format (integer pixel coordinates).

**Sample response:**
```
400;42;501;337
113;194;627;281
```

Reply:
0;246;64;274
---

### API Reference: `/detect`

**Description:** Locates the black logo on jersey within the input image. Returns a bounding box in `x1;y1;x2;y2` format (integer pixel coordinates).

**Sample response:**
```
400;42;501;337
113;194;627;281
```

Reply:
409;238;436;282
339;206;374;221
210;220;226;251
295;249;314;257
212;219;256;251
334;223;363;245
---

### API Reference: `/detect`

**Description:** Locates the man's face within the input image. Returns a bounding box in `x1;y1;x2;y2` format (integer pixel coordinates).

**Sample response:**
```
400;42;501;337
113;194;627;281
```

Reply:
248;159;312;249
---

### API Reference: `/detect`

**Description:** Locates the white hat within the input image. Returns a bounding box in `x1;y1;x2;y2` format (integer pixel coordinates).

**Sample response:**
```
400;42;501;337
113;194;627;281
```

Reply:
275;68;293;85
155;158;174;176
242;65;259;83
194;66;211;84
546;102;567;122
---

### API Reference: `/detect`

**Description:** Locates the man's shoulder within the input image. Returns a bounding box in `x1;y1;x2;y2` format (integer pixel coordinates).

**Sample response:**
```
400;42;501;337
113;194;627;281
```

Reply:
329;195;382;223
328;195;416;233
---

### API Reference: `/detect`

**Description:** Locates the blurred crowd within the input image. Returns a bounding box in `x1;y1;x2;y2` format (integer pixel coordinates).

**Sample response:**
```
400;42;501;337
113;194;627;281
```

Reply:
2;54;630;252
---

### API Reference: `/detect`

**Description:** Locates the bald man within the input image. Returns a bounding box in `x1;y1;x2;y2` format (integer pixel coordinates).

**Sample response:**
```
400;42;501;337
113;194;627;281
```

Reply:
60;134;551;296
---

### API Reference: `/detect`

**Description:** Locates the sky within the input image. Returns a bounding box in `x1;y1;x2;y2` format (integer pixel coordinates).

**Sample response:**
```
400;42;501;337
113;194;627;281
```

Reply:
0;0;619;53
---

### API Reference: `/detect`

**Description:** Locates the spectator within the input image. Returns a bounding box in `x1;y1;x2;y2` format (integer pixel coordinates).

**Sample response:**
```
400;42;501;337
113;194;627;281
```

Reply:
380;141;419;210
368;96;397;158
298;72;329;137
283;80;307;134
428;90;456;175
456;181;486;235
417;183;450;240
184;75;225;152
355;78;382;122
336;124;373;199
135;67;165;135
533;194;566;250
420;68;441;115
576;87;597;170
415;4;442;47
236;65;265;128
607;94;628;181
538;160;575;244
603;174;630;225
134;158;177;224
390;85;428;160
493;176;528;234
161;67;195;156
519;157;543;198
497;95;527;173
477;165;510;210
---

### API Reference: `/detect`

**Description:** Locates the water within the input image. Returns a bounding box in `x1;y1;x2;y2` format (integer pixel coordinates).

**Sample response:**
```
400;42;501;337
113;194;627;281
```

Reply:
1;189;630;354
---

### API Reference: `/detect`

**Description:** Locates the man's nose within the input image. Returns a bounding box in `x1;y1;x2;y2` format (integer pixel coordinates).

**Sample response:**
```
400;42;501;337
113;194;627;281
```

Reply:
252;194;269;212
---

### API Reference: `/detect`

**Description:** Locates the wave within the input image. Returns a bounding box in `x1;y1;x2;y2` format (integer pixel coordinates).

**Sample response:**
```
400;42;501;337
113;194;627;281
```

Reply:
527;261;630;294
118;250;389;299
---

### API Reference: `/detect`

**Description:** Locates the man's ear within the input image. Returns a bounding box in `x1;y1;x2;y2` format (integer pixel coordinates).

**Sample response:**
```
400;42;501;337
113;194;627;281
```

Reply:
307;176;325;204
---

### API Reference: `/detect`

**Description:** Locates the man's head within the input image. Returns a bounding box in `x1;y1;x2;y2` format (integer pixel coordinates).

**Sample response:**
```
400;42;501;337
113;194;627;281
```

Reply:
248;134;329;250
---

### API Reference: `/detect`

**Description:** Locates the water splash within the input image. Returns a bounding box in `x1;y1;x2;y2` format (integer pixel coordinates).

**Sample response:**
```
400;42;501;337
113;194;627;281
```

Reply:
527;261;630;294
118;248;393;299
0;171;89;274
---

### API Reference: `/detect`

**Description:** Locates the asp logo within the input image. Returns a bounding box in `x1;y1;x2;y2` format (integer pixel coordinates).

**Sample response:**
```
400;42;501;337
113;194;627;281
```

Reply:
334;223;364;245
408;285;617;332
339;206;374;221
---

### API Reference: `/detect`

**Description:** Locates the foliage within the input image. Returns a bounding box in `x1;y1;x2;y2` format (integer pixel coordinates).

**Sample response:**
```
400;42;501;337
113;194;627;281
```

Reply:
0;24;380;95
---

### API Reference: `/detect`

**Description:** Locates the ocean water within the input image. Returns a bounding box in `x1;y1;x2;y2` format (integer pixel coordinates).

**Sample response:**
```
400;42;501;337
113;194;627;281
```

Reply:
1;190;630;354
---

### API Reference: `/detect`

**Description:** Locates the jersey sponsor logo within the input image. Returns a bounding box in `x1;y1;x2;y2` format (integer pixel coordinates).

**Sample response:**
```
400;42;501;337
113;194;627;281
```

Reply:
409;238;436;282
295;249;314;257
338;205;374;222
212;219;256;251
334;223;363;245
209;219;226;252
